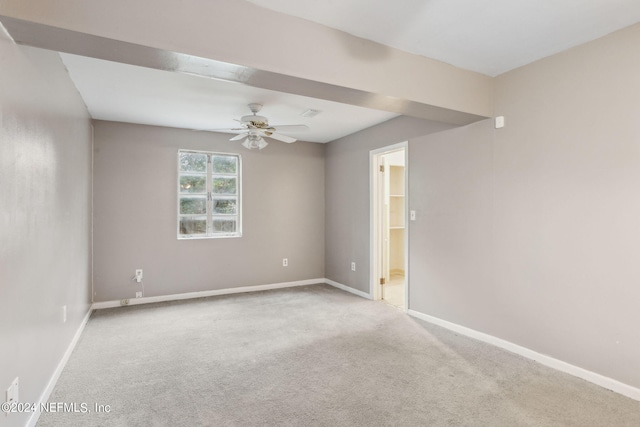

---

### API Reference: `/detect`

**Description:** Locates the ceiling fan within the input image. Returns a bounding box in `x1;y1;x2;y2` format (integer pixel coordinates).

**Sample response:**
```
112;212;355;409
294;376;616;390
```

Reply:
213;103;309;150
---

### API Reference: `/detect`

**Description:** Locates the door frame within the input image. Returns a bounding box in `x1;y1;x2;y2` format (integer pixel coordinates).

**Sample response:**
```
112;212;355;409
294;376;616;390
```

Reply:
370;141;409;310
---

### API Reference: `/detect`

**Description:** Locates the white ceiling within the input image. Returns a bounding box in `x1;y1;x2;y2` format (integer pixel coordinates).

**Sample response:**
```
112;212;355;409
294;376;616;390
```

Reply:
60;53;397;143
247;0;640;76
58;1;640;143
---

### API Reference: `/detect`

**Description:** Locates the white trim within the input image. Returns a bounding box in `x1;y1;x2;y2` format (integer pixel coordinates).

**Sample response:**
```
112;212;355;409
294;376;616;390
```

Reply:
408;309;640;402
369;149;378;300
402;146;409;311
369;142;408;156
324;279;372;300
90;124;95;304
177;149;242;240
27;308;93;427
369;142;409;306
92;278;325;309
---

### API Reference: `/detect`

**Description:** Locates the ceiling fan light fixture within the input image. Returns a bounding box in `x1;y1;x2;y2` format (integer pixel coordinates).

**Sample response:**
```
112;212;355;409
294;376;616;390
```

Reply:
242;133;268;150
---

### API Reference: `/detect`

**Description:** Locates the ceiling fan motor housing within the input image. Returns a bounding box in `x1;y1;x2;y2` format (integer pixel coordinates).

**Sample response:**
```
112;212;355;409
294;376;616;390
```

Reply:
219;102;303;148
240;114;269;127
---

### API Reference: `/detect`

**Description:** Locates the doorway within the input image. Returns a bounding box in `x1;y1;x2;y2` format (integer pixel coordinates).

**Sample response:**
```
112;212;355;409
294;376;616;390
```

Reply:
370;143;408;310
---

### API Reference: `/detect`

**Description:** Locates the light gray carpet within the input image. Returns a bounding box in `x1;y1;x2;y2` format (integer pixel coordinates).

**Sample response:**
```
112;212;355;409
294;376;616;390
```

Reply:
38;284;640;426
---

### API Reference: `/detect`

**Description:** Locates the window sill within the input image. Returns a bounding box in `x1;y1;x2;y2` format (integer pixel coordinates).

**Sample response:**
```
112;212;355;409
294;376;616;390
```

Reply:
177;233;242;240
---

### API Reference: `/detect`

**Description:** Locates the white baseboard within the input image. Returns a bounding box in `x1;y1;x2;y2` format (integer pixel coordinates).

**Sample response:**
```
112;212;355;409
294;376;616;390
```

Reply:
92;278;325;310
408;309;640;402
324;279;372;300
27;307;93;427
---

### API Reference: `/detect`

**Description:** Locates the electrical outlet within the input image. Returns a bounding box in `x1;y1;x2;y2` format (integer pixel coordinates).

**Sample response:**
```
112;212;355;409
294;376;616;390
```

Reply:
120;299;130;306
135;269;143;283
282;258;288;267
351;262;356;271
62;305;67;323
135;292;142;298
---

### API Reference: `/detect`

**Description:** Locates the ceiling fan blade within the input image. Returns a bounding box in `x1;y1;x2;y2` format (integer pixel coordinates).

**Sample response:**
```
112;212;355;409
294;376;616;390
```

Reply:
260;131;296;143
229;133;248;141
193;127;246;132
271;125;309;133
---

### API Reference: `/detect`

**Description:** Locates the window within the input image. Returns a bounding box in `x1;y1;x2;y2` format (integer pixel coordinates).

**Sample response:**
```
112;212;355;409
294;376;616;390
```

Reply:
178;150;241;239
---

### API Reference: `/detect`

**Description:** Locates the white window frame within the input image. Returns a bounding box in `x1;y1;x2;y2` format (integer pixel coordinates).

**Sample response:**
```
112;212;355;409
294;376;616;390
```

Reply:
177;149;242;239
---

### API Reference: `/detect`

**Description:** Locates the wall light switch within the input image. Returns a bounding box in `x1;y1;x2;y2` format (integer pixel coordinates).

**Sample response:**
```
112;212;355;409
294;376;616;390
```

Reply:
495;116;505;129
410;210;416;221
5;377;19;415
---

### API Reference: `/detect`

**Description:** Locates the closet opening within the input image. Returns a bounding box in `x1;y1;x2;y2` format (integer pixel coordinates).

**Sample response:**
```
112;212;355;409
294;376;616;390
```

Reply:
370;143;408;310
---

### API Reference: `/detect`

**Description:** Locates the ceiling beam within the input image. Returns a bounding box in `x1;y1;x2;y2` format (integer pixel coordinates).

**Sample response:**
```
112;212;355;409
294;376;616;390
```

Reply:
0;1;491;125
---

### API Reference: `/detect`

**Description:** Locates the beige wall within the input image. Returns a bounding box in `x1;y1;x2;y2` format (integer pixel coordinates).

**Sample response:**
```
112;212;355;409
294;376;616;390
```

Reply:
92;121;325;302
0;36;92;426
408;24;640;389
325;117;455;291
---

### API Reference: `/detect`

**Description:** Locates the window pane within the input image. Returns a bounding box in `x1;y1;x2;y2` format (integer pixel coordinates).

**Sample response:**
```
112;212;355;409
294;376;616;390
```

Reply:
212;156;237;174
213;218;236;233
212;177;236;195
179;216;207;236
178;151;241;239
213;198;237;214
180;196;206;214
179;152;207;172
180;175;206;193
